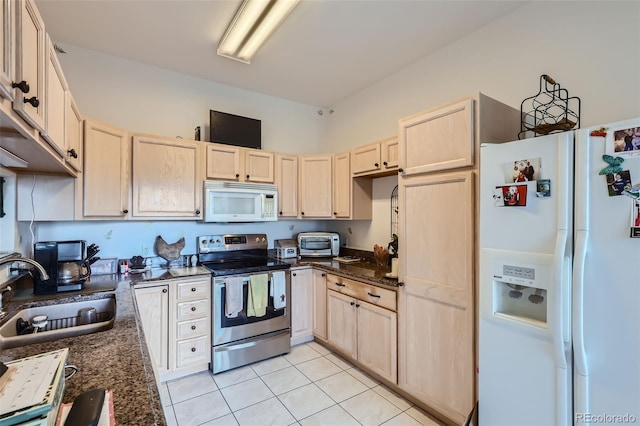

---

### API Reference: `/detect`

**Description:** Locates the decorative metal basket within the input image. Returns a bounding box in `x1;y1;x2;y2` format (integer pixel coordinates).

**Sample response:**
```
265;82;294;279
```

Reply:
518;74;580;139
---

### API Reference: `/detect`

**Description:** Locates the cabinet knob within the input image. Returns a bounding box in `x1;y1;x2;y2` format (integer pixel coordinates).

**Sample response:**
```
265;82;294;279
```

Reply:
235;173;240;178
191;307;196;311
122;209;129;215
383;161;388;166
398;168;404;174
24;96;39;108
191;325;196;330
246;174;250;179
321;273;326;277
333;212;337;215
67;148;78;159
374;163;379;168
162;288;168;293
191;347;196;352
191;287;196;292
398;282;405;287
350;301;355;306
292;272;297;276
356;303;360;308
279;211;282;215
195;209;201;215
11;81;29;93
301;212;305;216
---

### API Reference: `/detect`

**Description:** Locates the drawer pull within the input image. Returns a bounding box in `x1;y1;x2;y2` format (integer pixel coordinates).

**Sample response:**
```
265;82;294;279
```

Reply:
191;347;196;352
367;292;381;298
191;325;196;330
191;307;196;312
335;283;345;287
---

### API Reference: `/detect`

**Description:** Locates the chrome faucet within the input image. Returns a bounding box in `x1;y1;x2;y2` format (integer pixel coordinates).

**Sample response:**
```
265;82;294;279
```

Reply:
0;253;49;280
0;253;49;320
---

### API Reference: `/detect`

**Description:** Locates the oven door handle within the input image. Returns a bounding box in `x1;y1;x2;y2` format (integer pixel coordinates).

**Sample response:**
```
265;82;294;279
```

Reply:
215;332;284;352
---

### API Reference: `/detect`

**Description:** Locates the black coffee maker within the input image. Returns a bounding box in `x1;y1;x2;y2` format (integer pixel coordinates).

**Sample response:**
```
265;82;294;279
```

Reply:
33;240;93;294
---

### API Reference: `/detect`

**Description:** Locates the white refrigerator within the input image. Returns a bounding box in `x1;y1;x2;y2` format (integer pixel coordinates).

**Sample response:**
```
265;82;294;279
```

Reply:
478;118;640;426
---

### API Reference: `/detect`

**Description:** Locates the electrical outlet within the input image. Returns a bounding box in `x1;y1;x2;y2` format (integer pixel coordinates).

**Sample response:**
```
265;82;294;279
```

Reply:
142;244;151;257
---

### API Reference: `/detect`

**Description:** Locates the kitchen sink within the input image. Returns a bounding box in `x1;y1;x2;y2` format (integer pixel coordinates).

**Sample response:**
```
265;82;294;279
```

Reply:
0;295;116;349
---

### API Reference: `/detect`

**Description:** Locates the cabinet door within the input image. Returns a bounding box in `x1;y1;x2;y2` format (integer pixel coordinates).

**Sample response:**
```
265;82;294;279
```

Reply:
326;290;357;359
64;92;82;172
357;301;397;384
299;155;332;218
83;118;130;218
13;0;45;132
398;171;475;423
399;98;474;176
381;137;399;170
312;268;327;340
245;149;274;183
351;143;381;175
132;136;202;218
135;285;170;375
206;144;241;180
290;268;313;341
42;36;67;157
332;151;350;218
275;153;298;218
0;0;14;100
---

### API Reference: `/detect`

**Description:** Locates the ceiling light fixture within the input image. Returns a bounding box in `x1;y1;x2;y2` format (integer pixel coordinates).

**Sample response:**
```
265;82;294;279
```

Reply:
217;0;300;64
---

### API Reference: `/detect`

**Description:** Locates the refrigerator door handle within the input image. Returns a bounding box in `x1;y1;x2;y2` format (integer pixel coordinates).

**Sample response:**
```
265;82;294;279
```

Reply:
552;229;571;426
573;229;589;415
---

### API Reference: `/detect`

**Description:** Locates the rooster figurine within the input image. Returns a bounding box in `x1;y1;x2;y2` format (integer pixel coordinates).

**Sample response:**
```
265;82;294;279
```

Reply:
155;235;185;267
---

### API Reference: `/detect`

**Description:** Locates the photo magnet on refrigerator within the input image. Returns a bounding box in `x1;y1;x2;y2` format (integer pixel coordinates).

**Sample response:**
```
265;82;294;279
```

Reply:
606;170;632;196
494;184;527;207
504;157;542;183
536;179;551;197
631;200;640;238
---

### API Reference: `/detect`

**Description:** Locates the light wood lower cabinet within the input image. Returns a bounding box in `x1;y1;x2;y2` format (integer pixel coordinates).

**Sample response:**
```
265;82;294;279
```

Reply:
135;276;211;382
134;284;170;375
291;267;313;345
311;269;327;341
326;274;397;384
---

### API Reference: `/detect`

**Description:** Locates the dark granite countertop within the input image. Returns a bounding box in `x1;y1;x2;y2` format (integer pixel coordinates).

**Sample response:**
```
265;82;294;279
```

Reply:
0;266;211;425
286;257;400;290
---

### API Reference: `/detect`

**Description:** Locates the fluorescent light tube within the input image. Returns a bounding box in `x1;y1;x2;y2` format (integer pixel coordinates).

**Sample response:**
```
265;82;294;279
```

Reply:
217;0;299;64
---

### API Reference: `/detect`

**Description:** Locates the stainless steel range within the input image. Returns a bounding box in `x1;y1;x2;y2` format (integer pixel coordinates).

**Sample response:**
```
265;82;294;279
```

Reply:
197;234;291;374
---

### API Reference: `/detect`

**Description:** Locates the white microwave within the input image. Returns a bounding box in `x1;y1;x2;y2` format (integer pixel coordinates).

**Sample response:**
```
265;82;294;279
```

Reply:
203;181;278;222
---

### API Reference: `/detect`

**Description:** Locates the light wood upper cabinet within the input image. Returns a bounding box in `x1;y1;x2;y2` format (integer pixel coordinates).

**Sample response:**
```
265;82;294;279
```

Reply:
312;268;327;341
83;118;130;218
275;153;298;218
399;98;474;175
299;154;332;218
42;35;67;157
398;171;475;423
351;136;398;177
0;0;14;100
244;149;274;183
13;0;46;133
206;143;241;180
206;143;274;183
132;135;203;218
332;151;351;218
64;92;82;171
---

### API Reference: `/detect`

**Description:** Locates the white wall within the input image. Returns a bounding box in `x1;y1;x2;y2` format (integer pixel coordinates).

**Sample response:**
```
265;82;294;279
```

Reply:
55;43;328;155
322;1;640;250
324;1;640;152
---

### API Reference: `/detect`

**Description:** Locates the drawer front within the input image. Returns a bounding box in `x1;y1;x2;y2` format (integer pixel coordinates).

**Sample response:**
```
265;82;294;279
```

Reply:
177;299;209;320
326;274;396;311
177;317;209;340
176;335;209;368
176;280;210;301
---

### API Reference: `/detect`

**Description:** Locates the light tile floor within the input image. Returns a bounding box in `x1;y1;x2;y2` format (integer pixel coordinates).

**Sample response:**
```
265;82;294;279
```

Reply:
158;341;444;426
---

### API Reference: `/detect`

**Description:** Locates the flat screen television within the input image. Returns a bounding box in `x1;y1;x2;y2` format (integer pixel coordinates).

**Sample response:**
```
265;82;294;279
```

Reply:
209;110;261;149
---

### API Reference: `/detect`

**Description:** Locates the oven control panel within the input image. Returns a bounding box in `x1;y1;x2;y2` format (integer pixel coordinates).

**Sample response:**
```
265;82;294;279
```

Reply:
198;234;268;253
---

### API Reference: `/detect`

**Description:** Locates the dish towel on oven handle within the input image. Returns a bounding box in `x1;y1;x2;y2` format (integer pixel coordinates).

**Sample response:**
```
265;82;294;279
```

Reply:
225;276;244;318
248;274;268;317
271;271;286;310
